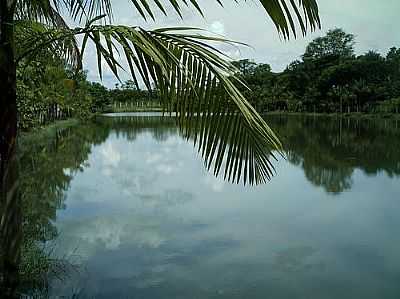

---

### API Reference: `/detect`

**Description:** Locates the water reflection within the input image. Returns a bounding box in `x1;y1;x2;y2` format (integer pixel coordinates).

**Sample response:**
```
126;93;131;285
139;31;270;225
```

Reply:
268;115;400;193
16;124;101;296
2;114;400;297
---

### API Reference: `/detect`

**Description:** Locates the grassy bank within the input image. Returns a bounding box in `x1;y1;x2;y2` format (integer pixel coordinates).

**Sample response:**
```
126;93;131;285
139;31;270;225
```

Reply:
19;118;79;139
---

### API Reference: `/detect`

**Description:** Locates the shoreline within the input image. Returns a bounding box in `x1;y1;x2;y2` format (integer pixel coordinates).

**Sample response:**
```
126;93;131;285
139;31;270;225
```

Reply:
17;111;400;137
18;118;80;141
262;111;400;119
104;109;400;120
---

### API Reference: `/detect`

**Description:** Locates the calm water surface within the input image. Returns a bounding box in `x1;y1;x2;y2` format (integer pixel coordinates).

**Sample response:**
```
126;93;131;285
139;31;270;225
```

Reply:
20;114;400;298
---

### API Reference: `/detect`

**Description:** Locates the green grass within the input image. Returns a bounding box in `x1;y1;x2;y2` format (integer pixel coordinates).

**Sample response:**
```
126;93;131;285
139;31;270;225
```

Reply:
19;118;79;142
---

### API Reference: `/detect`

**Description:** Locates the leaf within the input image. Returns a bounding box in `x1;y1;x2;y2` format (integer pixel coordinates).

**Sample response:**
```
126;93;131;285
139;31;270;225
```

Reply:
16;0;320;39
73;25;283;184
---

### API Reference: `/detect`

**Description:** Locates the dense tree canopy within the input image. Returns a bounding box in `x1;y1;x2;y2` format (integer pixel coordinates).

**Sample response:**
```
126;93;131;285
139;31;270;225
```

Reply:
303;28;355;60
16;56;100;129
230;28;400;115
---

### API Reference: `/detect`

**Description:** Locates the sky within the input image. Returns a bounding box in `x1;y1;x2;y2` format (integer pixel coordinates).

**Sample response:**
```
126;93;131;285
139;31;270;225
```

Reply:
82;0;400;87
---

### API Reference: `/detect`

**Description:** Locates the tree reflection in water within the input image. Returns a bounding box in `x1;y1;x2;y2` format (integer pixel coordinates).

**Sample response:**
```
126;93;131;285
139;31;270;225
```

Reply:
1;114;400;295
268;115;400;194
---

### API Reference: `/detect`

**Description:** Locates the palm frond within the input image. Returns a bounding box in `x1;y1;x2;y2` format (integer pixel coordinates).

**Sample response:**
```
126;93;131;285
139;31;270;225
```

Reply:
15;0;68;27
15;0;112;24
16;0;320;38
119;0;320;39
53;0;113;23
15;20;81;69
82;25;282;184
15;1;82;68
20;24;282;184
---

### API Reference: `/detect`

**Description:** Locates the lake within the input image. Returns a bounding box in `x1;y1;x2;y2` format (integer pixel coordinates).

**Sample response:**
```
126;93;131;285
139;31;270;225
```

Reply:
19;114;400;298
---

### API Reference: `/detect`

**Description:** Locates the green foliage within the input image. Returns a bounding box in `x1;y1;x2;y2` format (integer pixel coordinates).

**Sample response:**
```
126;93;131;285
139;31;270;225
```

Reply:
87;82;111;112
234;29;400;115
376;98;400;114
108;81;160;111
232;59;258;76
303;28;355;60
16;56;108;130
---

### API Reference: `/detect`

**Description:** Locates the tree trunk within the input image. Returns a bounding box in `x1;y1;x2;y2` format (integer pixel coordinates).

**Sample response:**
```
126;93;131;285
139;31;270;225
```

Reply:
0;2;21;296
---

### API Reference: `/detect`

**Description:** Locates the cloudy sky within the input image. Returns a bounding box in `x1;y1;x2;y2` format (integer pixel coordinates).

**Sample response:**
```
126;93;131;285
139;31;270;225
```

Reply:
83;0;400;87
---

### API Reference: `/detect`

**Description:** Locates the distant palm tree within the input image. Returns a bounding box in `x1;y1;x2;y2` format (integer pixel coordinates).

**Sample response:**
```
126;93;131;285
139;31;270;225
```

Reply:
0;1;319;293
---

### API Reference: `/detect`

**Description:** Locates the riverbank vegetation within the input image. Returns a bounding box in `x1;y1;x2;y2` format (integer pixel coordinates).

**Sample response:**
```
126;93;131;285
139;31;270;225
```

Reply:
16;55;110;131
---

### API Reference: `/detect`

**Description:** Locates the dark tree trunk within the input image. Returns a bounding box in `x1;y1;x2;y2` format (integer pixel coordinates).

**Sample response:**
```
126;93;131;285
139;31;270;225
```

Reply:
0;1;21;297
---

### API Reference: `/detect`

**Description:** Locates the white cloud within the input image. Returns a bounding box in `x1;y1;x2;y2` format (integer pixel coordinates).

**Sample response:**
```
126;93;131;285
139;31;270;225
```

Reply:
145;153;163;164
57;215;166;259
156;164;175;175
100;142;121;167
63;168;72;176
210;20;225;35
101;167;113;177
81;218;125;250
203;174;225;192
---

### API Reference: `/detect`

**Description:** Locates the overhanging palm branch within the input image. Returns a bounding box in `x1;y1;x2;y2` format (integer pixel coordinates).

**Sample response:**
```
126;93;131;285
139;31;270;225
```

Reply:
15;0;112;24
15;20;81;69
14;0;321;184
17;24;281;184
16;0;320;39
16;1;71;28
126;0;320;39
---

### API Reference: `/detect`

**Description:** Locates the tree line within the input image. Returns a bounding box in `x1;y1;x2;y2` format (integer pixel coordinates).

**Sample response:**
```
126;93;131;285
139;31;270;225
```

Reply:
234;28;400;114
106;81;161;112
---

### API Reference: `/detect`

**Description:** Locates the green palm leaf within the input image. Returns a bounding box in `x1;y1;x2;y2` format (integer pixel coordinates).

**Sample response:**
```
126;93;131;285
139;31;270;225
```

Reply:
16;0;320;39
129;0;321;39
15;20;81;69
16;0;113;23
14;0;321;184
